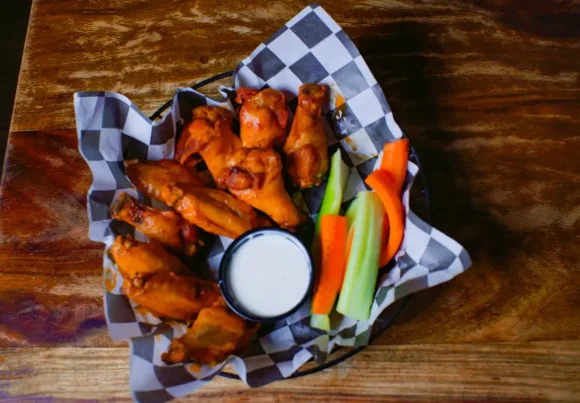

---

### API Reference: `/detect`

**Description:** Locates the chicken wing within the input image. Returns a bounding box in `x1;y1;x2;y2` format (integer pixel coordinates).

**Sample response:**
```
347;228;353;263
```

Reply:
162;301;248;365
176;106;303;228
165;184;259;239
175;106;244;184
110;235;187;279
126;160;259;238
125;159;203;201
111;192;200;256
123;272;220;321
217;149;305;229
283;84;329;189
236;88;289;149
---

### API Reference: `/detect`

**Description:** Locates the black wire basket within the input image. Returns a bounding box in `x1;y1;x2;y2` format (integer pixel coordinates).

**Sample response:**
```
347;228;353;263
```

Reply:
150;71;430;381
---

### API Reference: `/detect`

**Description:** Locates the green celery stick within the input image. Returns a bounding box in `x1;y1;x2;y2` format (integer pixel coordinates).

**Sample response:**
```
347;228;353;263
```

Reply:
317;150;350;219
345;193;360;228
335;192;372;316
336;192;384;321
310;313;331;331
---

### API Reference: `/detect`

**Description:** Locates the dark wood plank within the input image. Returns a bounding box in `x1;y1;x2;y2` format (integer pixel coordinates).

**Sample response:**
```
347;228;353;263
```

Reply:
1;342;579;401
12;1;580;132
0;129;120;347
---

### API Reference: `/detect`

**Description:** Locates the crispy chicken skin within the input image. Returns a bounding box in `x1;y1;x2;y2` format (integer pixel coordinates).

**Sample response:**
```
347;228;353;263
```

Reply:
111;192;200;256
235;320;261;355
126;160;259;238
112;158;259;356
175;106;244;183
112;235;258;359
236;88;289;149
122;272;221;321
112;235;221;321
125;160;203;200
217;149;305;229
165;184;259;239
162;299;259;365
177;106;303;228
283;84;329;189
110;235;187;279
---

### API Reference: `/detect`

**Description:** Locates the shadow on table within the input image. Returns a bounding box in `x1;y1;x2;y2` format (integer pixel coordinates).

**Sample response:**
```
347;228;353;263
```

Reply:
355;20;526;335
0;1;32;176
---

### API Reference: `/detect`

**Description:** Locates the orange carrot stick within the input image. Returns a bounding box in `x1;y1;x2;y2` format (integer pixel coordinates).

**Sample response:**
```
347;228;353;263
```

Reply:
311;215;348;315
379;214;391;267
365;170;405;266
379;139;409;193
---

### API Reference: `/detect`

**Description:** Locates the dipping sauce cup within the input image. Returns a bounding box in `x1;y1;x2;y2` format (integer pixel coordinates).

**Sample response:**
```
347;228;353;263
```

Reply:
219;228;313;322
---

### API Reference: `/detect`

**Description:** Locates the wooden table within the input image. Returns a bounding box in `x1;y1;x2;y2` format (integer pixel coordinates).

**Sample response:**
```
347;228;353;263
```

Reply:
1;0;579;401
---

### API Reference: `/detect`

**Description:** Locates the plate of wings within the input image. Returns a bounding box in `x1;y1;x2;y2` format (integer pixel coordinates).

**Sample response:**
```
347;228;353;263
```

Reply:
109;84;330;367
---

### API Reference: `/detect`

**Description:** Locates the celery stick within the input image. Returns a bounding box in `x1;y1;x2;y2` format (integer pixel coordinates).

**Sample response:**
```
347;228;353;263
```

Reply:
335;192;372;316
310;313;331;331
336;192;384;321
345;194;360;228
318;150;350;219
310;151;349;331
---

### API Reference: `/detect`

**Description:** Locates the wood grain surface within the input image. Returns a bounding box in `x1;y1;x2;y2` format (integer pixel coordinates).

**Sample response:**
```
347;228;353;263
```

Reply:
2;342;580;401
1;0;579;400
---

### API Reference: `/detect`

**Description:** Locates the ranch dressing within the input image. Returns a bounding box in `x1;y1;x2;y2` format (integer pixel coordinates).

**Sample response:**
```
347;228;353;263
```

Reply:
228;233;310;318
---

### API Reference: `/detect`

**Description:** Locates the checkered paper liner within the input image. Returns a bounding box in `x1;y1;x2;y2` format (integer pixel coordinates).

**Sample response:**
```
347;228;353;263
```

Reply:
74;4;471;402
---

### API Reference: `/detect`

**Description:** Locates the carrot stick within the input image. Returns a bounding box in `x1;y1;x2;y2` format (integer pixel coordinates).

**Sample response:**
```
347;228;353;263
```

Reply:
379;139;409;193
311;215;348;315
365;170;405;265
379;214;391;267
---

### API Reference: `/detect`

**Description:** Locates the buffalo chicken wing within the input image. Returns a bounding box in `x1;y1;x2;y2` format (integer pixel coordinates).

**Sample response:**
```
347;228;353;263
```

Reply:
126;160;259;239
123;272;220;321
165;184;259;239
283;84;329;189
110;235;187;279
178;106;304;228
111;192;200;256
217;149;305;229
236;88;289;149
175;106;244;183
125;159;203;200
162;299;259;365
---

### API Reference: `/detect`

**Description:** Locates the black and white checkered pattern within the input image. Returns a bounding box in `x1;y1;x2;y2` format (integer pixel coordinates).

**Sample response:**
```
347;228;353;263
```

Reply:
74;4;471;402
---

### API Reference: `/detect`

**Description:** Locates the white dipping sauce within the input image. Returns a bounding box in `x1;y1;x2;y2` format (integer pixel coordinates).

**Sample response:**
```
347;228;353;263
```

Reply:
228;233;310;318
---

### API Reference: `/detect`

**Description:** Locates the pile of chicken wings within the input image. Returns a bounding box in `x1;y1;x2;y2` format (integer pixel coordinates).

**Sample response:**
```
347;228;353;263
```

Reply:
109;84;329;366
